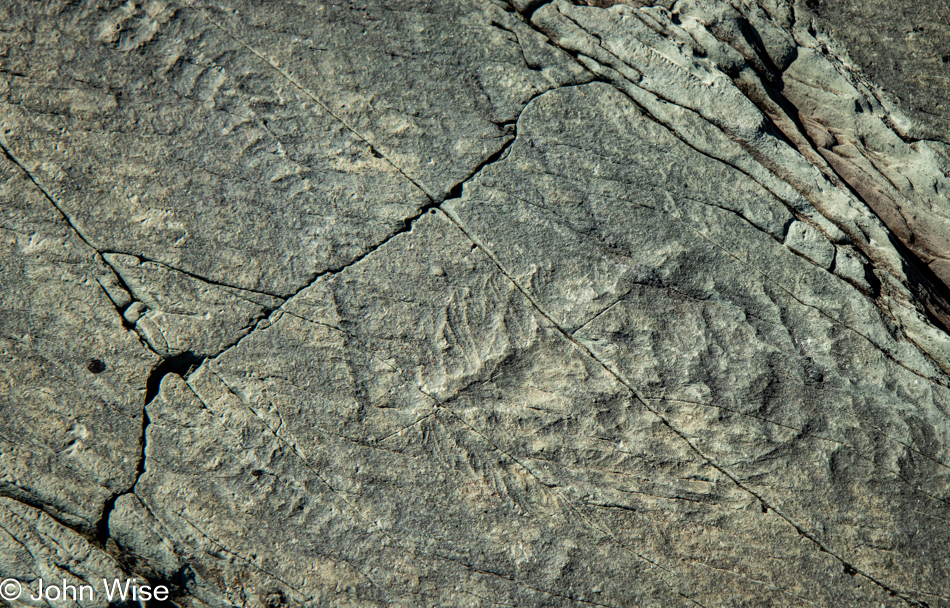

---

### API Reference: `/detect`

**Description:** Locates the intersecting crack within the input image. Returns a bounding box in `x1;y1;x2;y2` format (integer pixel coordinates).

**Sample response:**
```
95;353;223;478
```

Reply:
6;3;948;606
94;351;204;550
411;10;939;602
228;222;725;606
0;140;163;357
442;199;929;606
101;251;287;300
201;85;554;364
80;82;588;606
1;45;577;604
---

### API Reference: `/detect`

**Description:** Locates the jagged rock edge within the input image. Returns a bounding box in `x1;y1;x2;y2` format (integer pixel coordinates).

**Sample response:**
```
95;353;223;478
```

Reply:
513;1;950;386
420;2;943;604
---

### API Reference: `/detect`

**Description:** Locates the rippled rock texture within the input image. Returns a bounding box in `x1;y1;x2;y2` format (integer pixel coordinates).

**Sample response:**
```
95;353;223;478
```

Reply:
3;1;950;606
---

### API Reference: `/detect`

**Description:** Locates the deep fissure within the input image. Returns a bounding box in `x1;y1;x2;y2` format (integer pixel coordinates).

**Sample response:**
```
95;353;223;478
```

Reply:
95;352;205;549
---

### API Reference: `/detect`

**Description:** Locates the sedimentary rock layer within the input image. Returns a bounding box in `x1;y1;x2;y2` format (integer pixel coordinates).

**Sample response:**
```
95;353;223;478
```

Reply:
3;1;950;607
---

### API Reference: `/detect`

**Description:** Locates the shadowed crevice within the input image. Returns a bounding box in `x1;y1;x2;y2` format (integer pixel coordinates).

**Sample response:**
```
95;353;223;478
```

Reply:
95;352;204;548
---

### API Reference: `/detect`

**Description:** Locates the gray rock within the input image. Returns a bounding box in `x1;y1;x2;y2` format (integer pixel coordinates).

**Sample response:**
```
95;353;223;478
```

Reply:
784;220;835;269
809;0;950;142
4;1;950;607
103;252;283;357
0;497;137;608
0;153;157;533
0;0;586;296
832;245;874;293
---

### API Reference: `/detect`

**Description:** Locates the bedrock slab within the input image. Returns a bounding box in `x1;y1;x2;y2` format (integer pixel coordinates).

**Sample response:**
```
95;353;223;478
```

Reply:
4;1;950;607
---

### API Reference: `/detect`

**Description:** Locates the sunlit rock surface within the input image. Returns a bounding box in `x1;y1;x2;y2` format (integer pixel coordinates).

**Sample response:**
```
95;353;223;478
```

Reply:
3;1;950;606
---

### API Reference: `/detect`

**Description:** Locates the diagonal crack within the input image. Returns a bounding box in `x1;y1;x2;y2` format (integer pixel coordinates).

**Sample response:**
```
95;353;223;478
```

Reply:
424;47;932;600
102;250;287;300
1;140;215;553
442;200;929;606
510;0;950;377
470;10;943;603
0;143;101;258
185;1;438;201
1;45;565;587
0;141;162;356
201;86;551;364
537;3;950;384
7;3;940;605
258;231;716;604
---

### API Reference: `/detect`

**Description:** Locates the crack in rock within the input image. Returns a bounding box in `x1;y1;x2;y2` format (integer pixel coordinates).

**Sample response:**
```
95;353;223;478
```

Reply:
5;2;950;607
95;352;204;549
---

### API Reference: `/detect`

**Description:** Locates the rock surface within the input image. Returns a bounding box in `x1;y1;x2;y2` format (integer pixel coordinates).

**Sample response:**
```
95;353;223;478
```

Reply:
3;1;950;607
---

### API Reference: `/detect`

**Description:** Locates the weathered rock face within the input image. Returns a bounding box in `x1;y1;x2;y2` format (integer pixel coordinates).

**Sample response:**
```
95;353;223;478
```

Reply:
811;0;950;142
3;1;950;607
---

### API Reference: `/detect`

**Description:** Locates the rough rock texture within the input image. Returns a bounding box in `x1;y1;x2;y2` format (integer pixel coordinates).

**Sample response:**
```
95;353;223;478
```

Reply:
3;1;950;607
811;0;950;142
